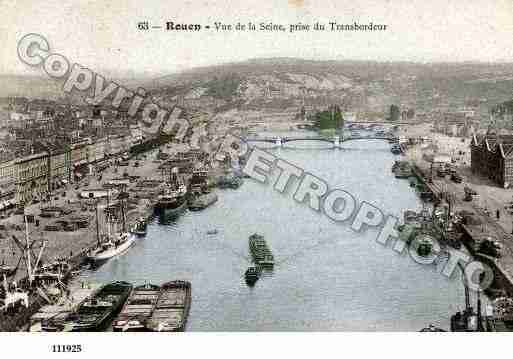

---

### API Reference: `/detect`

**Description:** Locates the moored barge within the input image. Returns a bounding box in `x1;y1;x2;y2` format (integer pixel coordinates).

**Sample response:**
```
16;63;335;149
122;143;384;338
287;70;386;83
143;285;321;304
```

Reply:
70;281;132;332
112;283;161;331
146;280;192;332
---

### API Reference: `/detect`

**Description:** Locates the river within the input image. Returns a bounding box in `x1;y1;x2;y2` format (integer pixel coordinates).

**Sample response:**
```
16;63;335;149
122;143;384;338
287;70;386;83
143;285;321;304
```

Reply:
78;132;466;331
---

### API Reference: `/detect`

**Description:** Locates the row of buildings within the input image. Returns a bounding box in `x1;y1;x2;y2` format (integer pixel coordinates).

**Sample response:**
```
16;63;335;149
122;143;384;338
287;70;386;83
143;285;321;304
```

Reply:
0;98;153;204
433;110;480;137
0;134;141;204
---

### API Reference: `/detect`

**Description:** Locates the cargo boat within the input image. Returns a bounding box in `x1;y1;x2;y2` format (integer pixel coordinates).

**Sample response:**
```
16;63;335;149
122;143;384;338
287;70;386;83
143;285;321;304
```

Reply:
155;169;188;216
70;281;132;332
155;185;187;215
244;267;260;286
249;233;274;267
189;169;209;194
146;280;191;332
189;192;218;211
112;283;161;331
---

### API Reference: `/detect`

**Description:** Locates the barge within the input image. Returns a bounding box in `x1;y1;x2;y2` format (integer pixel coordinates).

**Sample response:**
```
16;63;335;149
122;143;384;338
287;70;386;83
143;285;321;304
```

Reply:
146;280;192;332
188;192;218;211
70;281;132;332
248;233;274;267
112;283;161;331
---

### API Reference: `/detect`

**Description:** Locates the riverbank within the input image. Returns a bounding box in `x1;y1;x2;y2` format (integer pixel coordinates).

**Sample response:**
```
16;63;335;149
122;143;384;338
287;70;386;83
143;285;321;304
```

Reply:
403;141;513;300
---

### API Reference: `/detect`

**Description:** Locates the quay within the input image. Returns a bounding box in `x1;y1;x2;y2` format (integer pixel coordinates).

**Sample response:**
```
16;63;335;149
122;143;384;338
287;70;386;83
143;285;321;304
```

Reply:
28;280;102;332
0;138;228;331
407;155;513;299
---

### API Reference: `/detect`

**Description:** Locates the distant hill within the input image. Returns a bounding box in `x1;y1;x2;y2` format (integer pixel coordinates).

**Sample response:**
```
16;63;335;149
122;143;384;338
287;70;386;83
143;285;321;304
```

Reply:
146;59;513;113
0;74;64;99
2;59;513;113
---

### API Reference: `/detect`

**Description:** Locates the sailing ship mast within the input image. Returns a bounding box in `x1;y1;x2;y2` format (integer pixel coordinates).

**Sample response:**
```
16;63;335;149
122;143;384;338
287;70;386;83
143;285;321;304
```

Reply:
121;193;126;233
95;198;101;247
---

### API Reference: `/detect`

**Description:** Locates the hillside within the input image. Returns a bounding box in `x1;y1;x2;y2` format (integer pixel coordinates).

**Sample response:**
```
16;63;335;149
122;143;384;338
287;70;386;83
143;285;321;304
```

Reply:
3;59;513;115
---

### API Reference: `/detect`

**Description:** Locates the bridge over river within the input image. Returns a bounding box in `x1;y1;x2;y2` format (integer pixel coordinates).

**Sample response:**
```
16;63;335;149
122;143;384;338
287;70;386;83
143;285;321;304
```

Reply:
243;134;395;148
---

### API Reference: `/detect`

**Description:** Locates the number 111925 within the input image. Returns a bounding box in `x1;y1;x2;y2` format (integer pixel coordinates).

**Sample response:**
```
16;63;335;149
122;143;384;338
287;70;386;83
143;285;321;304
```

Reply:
51;345;82;353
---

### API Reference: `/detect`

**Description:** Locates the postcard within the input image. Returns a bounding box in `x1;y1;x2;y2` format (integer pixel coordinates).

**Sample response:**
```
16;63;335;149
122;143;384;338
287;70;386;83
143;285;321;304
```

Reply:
1;0;513;357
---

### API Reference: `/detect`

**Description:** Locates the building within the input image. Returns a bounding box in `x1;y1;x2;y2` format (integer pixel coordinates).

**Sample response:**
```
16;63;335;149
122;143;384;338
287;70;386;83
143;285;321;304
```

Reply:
33;140;71;191
493;100;513;127
15;151;49;204
87;137;108;176
48;144;71;190
434;111;478;137
0;154;15;199
471;129;513;188
8;111;32;129
70;139;90;181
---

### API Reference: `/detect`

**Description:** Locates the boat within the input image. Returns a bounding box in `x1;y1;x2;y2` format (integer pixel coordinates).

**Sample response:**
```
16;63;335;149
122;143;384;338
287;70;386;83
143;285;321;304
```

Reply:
131;217;148;236
146;280;192;332
155;184;187;214
248;233;274;267
391;144;402;154
87;232;136;264
87;190;136;265
487;297;513;331
394;164;412;179
112;283;161;331
189;169;209;194
70;281;132;332
40;311;77;332
218;175;242;189
244;267;260;286
420;324;446;332
189;192;218;211
155;169;188;215
32;282;102;332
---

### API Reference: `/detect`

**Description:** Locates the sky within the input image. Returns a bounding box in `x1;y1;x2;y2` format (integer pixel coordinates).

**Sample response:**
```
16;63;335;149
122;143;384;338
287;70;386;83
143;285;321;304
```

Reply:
1;0;513;78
